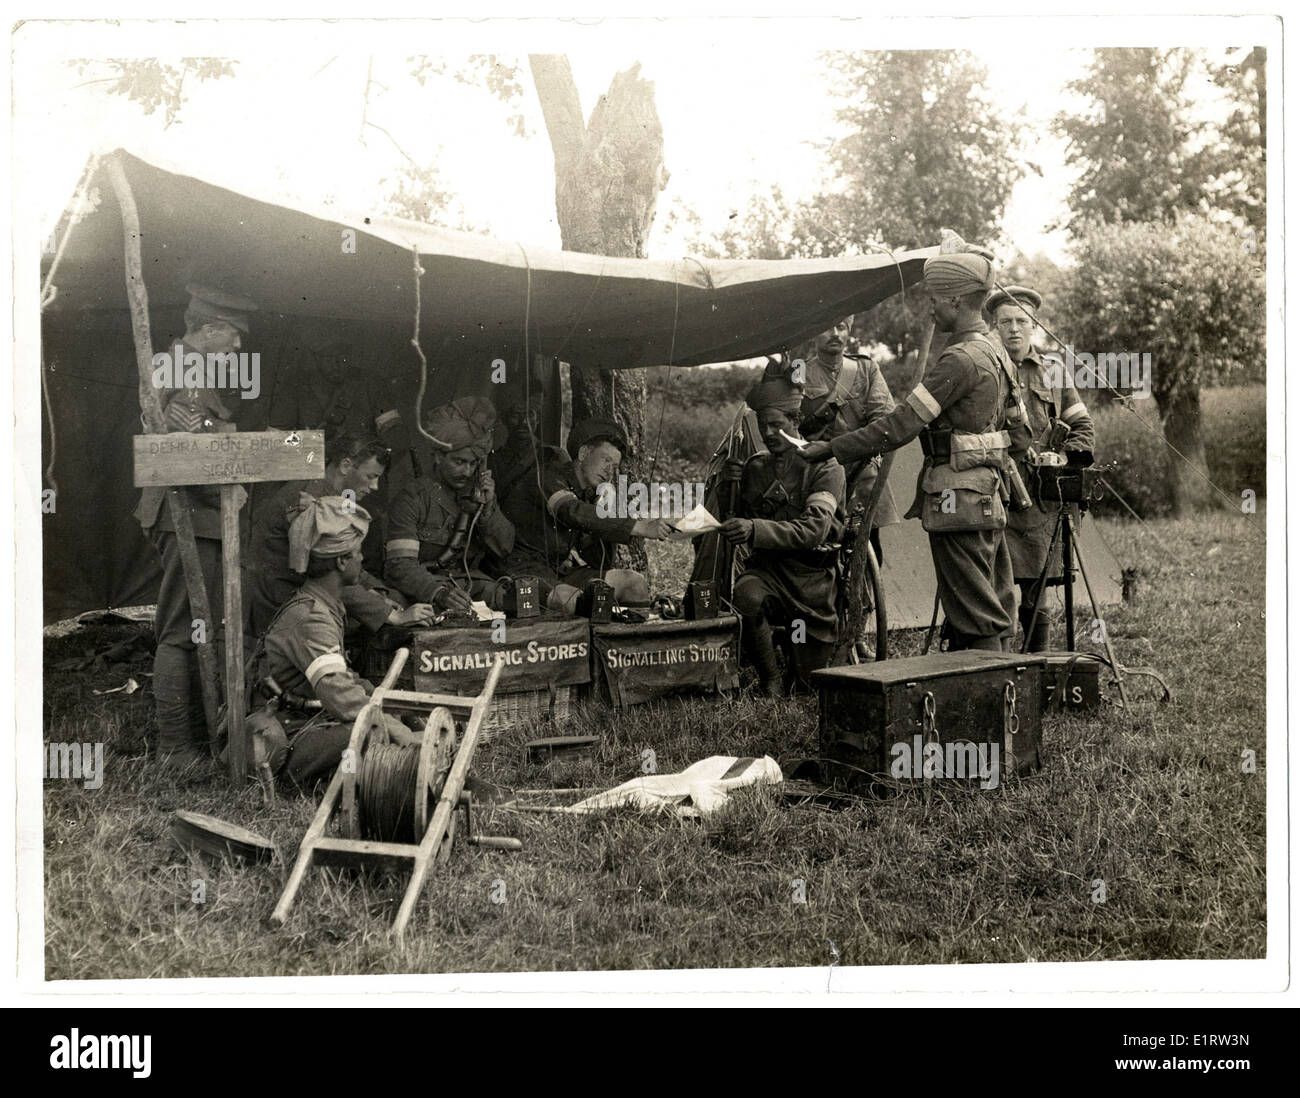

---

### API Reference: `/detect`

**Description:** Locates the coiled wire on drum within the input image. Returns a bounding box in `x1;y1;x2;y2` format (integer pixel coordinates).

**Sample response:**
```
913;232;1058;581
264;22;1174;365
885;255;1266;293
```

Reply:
358;743;426;844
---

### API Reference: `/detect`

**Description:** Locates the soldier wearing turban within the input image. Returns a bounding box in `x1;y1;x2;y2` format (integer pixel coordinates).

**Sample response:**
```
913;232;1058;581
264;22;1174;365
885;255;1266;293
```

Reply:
498;416;673;614
718;372;847;695
261;496;419;789
799;240;1033;651
986;285;1095;650
133;283;258;774
384;396;516;612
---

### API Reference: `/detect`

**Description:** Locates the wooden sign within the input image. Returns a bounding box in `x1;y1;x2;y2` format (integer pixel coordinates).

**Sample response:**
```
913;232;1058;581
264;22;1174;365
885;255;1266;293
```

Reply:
413;618;591;695
591;616;740;708
133;430;324;487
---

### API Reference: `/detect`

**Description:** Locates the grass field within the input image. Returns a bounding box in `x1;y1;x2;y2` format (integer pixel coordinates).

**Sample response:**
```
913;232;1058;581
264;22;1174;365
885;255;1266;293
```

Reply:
42;509;1266;979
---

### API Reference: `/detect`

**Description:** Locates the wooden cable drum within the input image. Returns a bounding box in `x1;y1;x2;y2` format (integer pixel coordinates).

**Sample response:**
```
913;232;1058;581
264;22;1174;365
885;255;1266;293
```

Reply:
356;707;457;844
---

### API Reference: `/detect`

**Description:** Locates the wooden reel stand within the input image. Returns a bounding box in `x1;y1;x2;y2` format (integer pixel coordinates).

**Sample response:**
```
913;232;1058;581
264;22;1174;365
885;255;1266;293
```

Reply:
270;650;519;942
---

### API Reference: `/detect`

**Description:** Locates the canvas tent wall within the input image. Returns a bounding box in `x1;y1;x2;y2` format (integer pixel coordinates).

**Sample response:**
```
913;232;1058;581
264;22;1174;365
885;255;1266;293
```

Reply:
39;148;933;623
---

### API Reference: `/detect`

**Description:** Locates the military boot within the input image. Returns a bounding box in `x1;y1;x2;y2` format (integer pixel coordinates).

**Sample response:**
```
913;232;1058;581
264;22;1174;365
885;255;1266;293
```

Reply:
1019;604;1051;652
742;617;784;698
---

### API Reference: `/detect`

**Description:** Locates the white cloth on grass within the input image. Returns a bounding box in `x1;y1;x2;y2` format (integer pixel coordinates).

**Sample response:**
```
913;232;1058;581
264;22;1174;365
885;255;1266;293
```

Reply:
567;755;783;818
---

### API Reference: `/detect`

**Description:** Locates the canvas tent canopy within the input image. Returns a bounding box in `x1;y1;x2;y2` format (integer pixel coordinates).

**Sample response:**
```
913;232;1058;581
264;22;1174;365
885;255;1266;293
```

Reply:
39;148;936;622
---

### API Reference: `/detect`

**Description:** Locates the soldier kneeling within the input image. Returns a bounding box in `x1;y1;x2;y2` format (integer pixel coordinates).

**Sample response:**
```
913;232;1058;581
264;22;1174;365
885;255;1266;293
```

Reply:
720;374;847;696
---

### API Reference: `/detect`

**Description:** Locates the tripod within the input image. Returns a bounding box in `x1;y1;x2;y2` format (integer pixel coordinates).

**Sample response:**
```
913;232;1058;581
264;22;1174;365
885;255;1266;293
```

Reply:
1020;500;1131;709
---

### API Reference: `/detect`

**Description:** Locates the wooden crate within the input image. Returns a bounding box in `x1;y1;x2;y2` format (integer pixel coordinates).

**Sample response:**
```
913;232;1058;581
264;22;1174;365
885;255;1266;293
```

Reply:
812;651;1046;790
1040;652;1104;712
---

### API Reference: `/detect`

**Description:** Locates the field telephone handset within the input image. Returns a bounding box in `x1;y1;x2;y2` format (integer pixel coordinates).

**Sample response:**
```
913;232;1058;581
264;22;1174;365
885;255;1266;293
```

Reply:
433;454;488;568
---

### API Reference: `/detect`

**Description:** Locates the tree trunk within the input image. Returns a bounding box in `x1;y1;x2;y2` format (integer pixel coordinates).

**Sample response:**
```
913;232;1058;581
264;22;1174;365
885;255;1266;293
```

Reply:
1163;383;1212;517
530;55;669;572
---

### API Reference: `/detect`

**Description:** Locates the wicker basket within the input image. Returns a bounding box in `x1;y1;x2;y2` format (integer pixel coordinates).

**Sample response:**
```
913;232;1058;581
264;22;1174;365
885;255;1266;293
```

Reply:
480;684;572;735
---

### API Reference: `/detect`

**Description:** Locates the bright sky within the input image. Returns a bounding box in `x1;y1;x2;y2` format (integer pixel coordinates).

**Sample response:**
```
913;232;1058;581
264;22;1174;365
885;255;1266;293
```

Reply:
16;21;1239;267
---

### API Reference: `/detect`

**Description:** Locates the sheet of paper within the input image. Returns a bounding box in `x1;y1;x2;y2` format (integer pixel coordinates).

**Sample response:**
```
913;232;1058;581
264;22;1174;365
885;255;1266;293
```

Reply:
470;600;496;622
779;429;807;449
667;502;722;540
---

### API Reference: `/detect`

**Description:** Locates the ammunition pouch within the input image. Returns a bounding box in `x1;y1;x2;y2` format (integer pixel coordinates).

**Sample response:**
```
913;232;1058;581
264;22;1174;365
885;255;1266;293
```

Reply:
949;430;1011;472
921;426;1010;471
919;426;952;463
918;463;1006;533
800;398;842;440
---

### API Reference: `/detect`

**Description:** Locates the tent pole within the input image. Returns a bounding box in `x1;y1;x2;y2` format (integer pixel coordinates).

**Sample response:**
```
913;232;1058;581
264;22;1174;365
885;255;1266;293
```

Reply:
105;154;224;752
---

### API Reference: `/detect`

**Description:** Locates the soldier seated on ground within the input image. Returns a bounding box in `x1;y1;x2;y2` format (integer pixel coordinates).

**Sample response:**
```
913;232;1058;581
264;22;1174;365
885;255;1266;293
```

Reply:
719;374;847;696
385;397;515;614
497;417;673;614
247;432;436;639
261;497;419;790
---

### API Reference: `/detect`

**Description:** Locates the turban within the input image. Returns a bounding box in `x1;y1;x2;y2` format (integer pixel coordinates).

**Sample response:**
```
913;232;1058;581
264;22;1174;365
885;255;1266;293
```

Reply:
424;396;498;456
985;285;1043;315
745;376;803;415
923;252;996;297
567;418;628;456
288;495;372;574
185;283;257;333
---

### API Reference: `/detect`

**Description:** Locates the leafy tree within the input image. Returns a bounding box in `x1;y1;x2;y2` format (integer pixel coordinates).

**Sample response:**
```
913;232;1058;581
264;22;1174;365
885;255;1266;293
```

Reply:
1054;48;1216;232
529;55;671;572
683;51;1025;359
822;50;1025;253
1056;213;1265;515
675;185;802;261
69;59;237;127
1206;46;1266;238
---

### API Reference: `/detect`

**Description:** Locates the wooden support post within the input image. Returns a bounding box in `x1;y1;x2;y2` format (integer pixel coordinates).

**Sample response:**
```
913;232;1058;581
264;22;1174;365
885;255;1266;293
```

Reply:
221;485;246;781
134;430;324;781
168;488;225;743
106;154;224;746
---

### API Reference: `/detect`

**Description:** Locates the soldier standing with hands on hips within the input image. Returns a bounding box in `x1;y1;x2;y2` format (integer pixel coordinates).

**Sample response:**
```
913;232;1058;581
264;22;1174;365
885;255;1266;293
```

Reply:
798;247;1033;651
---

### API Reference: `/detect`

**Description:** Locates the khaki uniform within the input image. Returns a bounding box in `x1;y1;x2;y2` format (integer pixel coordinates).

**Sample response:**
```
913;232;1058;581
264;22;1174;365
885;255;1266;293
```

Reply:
498;445;636;586
134;348;245;754
732;452;847;644
489;438;542;515
384;475;515;607
831;321;1029;649
263;579;409;788
800;355;901;527
1006;349;1096;581
266;358;409;572
247;479;397;638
